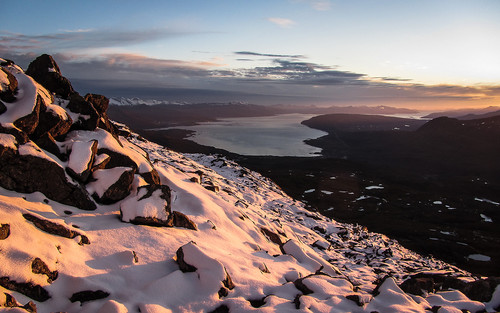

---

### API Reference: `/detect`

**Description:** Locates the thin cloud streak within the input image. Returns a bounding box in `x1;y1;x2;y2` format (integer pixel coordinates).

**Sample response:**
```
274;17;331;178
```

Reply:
234;51;305;59
267;17;296;28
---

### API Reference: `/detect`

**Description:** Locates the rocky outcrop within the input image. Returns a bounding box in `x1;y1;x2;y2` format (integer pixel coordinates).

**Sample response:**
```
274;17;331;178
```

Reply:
25;54;75;99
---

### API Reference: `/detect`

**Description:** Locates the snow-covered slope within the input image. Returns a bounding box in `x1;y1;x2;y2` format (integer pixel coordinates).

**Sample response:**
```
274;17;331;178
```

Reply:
1;55;499;313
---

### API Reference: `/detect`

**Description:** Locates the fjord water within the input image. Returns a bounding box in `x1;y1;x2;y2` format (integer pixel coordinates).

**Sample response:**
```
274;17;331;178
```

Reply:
176;114;327;156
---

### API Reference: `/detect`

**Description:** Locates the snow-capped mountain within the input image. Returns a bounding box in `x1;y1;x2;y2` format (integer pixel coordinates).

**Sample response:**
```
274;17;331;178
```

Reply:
0;55;499;313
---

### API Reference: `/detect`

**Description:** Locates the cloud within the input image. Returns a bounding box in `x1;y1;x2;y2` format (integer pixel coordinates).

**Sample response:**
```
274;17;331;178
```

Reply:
0;27;197;53
292;0;331;11
267;17;296;28
234;51;305;59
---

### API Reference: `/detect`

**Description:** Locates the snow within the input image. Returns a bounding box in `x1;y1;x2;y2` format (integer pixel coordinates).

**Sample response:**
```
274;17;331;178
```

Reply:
475;197;500;205
0;68;9;91
433;200;443;205
365;185;384;190
480;213;493;222
0;133;17;150
321;190;333;195
467;254;491;262
67;140;96;175
304;189;315;193
86;167;131;197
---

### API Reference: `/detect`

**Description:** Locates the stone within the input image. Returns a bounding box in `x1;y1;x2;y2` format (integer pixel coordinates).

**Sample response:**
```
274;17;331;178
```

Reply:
67;94;99;131
0;145;96;211
176;245;198;273
0;67;18;103
69;290;110;304
95;168;135;204
34;132;65;160
293;277;314;295
98;148;138;170
140;169;161;185
25;54;75;99
167;211;197;230
0;277;50;302
31;100;72;140
31;258;58;283
0;223;10;240
208;304;229;313
66;140;98;183
461;277;500;302
84;93;121;140
260;227;285;245
0;100;6;114
0;124;29;145
23;213;90;245
13;94;42;135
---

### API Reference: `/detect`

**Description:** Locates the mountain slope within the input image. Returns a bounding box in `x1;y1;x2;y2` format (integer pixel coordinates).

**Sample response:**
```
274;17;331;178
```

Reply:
0;55;499;312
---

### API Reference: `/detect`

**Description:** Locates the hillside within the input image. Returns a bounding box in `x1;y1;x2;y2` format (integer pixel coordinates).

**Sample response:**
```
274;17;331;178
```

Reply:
0;55;499;312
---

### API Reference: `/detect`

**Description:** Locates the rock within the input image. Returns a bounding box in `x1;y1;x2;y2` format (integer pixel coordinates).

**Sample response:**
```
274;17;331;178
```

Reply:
13;94;42;135
0;223;10;240
31;100;72;140
0;144;96;210
120;183;171;226
0;124;29;145
203;181;220;192
248;296;267;308
31;258;58;283
69;290;110;304
0;100;6;114
25;54;75;99
167;211;198;230
293;277;314;295
0;67;18;103
66;140;98;182
92;153;110;171
461;277;500;302
0;277;50;302
345;294;372;306
23;213;90;245
176;244;198;273
208;304;229;313
34;132;65;160
260;227;286;245
399;273;467;297
1;293;37;313
94;167;135;204
98;148;138;170
140;169;161;185
84;93;120;140
67;93;99;131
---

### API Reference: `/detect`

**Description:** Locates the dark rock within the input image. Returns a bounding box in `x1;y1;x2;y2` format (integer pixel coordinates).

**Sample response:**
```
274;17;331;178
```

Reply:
461;277;500;302
67;94;99;131
399;273;467;297
69;290;110;304
218;287;229;298
346;294;372;306
0;67;18;103
260;227;285;246
293;294;301;309
208;304;229;313
248;296;267;308
313;226;326;234
25;54;75;99
190;176;200;183
94;168;135;204
176;245;198;273
0;223;10;240
31;258;58;283
140;169;161;185
293;277;314;295
31;100;72;140
0;100;6;114
4;292;19;307
203;181;220;192
0;146;96;210
91;154;110;172
167;211;197;230
23;213;90;245
84;93;108;115
34;133;65;160
223;268;235;290
0;124;29;144
127;215;170;227
22;301;37;313
0;277;50;302
66;140;98;183
13;94;42;135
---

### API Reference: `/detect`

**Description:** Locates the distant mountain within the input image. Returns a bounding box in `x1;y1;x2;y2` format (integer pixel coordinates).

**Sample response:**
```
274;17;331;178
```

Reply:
3;54;499;313
423;106;500;119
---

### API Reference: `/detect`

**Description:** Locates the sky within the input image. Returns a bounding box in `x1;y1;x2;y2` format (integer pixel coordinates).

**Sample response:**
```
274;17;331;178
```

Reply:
2;0;500;109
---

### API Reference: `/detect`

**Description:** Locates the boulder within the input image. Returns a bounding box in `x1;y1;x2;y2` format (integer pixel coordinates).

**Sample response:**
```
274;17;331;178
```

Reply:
31;100;72;140
25;54;75;99
0;124;29;145
34;132;65;160
66;140;98;183
67;93;99;131
0;141;97;211
93;167;135;204
461;277;500;302
13;94;42;135
0;67;18;103
167;211;197;230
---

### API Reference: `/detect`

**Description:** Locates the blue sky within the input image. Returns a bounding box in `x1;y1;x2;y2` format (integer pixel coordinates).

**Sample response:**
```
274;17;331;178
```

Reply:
2;0;500;109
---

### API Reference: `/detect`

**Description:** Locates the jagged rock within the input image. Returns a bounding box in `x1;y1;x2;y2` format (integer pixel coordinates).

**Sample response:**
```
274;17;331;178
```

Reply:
0;277;50;302
67;93;99;131
23;213;90;245
0;223;10;239
0;142;96;210
293;294;302;309
13;94;42;135
25;54;75;99
69;290;110;304
93;167;135;204
190;176;200;184
31;100;72;140
84;93;120;139
0;67;18;103
167;211;198;230
31;258;58;283
260;227;286;245
34;132;65;160
66;140;98;182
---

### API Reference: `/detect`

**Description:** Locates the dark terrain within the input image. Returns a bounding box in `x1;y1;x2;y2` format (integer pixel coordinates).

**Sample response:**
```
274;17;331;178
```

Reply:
109;106;500;276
